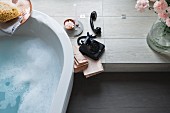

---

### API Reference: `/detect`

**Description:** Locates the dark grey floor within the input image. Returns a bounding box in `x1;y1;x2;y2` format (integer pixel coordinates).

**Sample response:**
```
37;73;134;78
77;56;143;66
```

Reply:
67;72;170;113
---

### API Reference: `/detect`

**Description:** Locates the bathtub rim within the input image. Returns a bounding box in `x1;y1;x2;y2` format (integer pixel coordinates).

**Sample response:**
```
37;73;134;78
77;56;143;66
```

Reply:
30;10;74;113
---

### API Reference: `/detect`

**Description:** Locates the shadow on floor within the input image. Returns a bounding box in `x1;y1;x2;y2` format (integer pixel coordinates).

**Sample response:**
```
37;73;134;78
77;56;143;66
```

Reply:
67;72;170;113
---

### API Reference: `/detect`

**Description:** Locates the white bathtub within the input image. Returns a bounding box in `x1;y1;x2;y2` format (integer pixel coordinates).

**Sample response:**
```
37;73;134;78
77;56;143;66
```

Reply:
0;10;74;113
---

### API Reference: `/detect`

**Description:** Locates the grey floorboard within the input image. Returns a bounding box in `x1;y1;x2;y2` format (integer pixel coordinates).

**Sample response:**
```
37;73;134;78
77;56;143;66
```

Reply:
67;72;170;113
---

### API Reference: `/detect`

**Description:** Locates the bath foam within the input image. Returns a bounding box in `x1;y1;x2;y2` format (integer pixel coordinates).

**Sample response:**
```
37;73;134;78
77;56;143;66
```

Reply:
0;36;61;113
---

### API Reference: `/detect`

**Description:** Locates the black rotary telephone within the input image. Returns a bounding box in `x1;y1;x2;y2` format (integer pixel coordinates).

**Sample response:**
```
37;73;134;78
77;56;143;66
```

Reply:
77;11;105;60
77;32;105;60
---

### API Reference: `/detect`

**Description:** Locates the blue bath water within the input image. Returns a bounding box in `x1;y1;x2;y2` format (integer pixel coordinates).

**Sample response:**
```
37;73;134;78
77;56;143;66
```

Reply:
0;36;61;113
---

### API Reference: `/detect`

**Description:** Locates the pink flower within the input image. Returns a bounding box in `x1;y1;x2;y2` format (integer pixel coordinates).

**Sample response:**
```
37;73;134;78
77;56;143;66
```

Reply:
166;18;170;27
153;0;168;13
135;0;149;12
158;11;168;20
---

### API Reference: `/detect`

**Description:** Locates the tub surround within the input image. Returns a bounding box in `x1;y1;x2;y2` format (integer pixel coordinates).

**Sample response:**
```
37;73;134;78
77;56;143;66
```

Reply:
31;0;170;72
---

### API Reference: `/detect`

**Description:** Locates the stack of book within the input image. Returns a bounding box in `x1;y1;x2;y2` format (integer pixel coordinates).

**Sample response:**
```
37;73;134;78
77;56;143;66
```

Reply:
73;46;104;78
74;46;88;73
